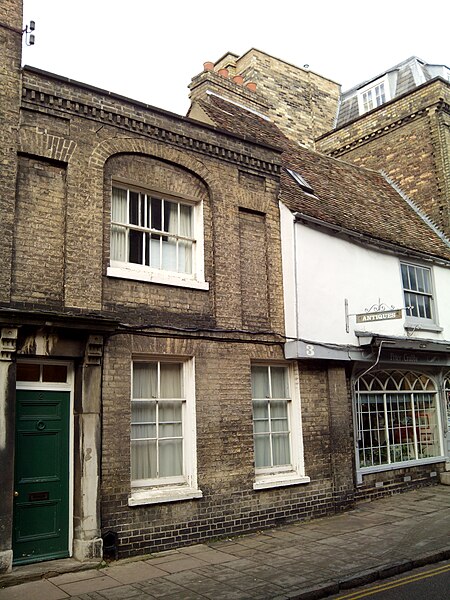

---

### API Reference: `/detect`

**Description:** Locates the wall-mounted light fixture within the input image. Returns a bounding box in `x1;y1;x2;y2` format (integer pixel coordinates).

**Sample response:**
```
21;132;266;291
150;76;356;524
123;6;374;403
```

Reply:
22;20;35;46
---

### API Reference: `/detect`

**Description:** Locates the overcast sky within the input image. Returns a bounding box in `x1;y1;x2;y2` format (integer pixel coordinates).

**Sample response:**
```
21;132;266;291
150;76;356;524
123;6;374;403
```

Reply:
22;0;450;116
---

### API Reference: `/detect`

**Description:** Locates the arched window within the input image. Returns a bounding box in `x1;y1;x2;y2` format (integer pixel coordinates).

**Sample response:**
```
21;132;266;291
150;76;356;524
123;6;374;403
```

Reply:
355;370;442;469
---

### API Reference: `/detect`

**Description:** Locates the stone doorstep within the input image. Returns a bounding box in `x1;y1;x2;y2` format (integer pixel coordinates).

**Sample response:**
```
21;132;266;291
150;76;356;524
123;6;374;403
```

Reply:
0;558;101;590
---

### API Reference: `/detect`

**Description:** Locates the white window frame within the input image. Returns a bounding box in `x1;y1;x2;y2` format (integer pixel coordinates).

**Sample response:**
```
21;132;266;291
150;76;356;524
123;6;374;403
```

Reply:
128;357;202;506
107;183;209;291
251;363;309;490
400;262;440;331
354;370;445;480
357;76;389;115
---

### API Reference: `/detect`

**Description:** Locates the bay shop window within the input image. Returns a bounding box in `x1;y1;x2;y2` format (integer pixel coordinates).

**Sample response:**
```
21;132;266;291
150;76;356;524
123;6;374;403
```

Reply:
355;370;444;473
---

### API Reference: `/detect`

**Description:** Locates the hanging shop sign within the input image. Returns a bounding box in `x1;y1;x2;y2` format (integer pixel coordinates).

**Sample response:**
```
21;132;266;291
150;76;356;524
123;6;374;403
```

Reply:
355;309;402;323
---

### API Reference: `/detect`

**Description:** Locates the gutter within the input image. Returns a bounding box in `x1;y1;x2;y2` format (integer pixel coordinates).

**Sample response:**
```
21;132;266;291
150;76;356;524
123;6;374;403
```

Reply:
293;212;450;267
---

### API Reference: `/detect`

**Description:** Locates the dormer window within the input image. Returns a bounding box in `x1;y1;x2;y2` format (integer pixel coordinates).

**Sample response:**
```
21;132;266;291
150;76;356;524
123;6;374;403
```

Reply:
357;77;390;115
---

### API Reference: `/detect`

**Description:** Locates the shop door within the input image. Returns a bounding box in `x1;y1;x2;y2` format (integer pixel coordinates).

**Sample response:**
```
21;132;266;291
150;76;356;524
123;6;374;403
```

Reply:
13;390;70;564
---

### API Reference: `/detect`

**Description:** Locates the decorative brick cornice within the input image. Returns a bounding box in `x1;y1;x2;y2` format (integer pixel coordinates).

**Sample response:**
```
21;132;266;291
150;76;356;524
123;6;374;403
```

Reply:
21;85;281;177
324;108;430;158
322;99;450;158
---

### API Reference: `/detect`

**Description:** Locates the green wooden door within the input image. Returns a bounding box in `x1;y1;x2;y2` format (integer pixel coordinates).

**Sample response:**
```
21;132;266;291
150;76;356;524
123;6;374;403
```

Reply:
13;390;70;564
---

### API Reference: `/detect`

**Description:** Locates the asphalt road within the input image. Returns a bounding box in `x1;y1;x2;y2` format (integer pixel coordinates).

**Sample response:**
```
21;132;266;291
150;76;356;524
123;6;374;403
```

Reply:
331;560;450;599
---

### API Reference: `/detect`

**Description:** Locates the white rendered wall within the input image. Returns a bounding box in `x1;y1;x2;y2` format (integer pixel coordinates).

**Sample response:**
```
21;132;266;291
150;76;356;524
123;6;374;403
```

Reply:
280;208;450;346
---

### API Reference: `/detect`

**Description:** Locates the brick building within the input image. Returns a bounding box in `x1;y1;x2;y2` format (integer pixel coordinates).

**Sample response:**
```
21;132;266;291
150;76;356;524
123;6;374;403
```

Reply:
1;4;449;574
0;2;345;573
316;57;450;236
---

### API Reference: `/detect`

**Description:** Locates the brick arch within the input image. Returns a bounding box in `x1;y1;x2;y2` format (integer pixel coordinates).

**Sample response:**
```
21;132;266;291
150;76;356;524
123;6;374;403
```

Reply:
19;129;77;164
88;136;217;193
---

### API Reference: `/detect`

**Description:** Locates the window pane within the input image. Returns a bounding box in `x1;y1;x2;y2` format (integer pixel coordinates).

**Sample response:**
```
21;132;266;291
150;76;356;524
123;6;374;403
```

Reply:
272;433;290;465
159;400;182;425
133;363;158;398
254;435;271;468
111;225;127;261
42;364;67;383
131;400;156;426
358;394;388;467
159;439;183;477
270;400;288;419
164;201;178;234
408;266;417;290
161;238;177;271
401;263;409;288
144;232;150;266
111;187;127;223
422;269;431;293
16;363;40;381
178;240;192;274
254;420;270;433
180;204;192;236
129;191;139;225
131;439;156;480
415;393;439;457
150;234;161;268
252;367;269;398
271;367;288;398
151;197;162;231
131;423;156;439
160;364;182;398
253;399;269;420
375;83;385;105
253;400;269;433
129;230;143;264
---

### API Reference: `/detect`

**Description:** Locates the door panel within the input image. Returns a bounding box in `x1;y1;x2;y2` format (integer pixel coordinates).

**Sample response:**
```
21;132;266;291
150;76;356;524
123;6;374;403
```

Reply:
13;390;70;564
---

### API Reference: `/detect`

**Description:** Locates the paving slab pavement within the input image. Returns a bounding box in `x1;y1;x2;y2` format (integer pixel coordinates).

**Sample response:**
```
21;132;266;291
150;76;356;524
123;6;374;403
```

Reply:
1;485;449;600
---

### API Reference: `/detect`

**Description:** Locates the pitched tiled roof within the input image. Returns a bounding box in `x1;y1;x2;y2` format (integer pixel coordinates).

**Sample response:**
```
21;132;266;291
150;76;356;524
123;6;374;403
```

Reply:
195;94;450;262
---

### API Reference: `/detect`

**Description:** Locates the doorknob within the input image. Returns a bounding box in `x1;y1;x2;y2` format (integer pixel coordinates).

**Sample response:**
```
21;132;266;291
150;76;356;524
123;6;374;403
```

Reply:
14;491;19;497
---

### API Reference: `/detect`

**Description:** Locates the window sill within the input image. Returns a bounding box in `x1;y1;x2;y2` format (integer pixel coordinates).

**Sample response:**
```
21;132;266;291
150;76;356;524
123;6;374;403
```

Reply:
107;265;209;291
403;320;443;333
358;455;446;476
128;486;203;506
253;473;310;491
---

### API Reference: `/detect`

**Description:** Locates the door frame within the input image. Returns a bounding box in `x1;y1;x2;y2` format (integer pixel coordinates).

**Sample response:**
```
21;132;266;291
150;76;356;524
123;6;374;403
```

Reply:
15;359;74;560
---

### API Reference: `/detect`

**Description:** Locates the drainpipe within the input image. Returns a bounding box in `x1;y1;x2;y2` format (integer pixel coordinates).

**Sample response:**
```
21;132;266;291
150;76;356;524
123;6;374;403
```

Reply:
293;215;300;344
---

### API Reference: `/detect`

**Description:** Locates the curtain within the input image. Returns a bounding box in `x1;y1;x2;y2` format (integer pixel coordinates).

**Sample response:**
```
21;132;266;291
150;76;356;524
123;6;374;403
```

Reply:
252;367;269;398
162;200;178;272
178;204;193;274
111;187;127;261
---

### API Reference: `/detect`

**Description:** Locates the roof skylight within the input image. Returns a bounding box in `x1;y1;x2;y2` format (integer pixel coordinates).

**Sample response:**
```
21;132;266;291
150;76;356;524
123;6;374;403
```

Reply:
286;168;314;195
